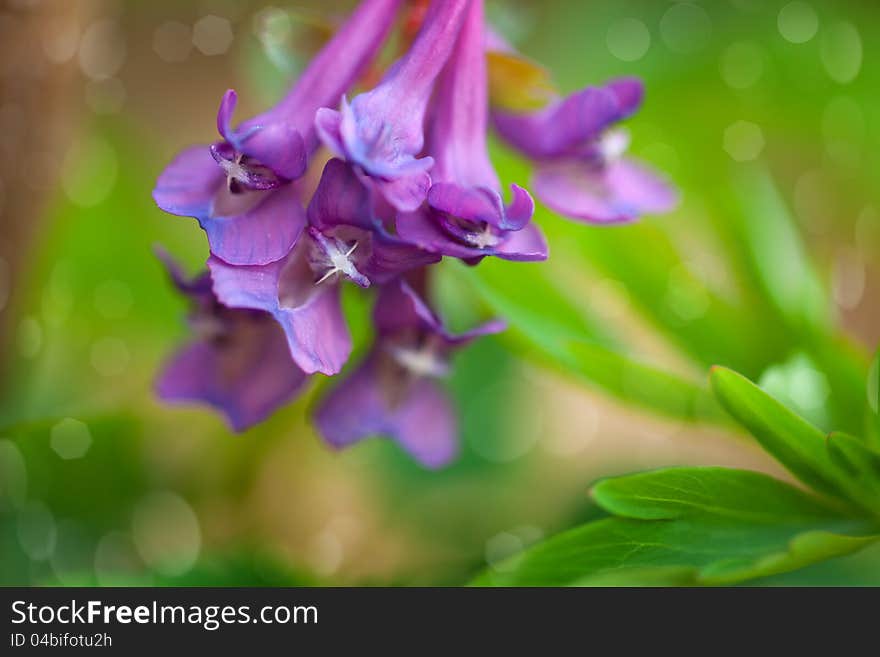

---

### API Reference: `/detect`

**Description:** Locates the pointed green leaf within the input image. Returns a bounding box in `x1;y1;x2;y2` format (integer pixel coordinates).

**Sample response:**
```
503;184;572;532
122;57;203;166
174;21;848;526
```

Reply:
826;432;880;513
471;467;879;587
709;366;857;505
592;466;838;523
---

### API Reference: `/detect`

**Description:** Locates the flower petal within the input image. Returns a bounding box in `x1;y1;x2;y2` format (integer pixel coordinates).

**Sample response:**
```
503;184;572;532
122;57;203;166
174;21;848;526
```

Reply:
156;315;308;432
363;236;441;285
277;280;351;375
153;145;223;218
396;206;546;262
240;121;307;181
201;184;306;266
493;221;548;262
492;86;622;159
533;157;678;224
314;353;458;468
208;251;352;375
605;76;644;118
372;168;433;212
216;89;237;143
307;158;374;230
427;182;534;231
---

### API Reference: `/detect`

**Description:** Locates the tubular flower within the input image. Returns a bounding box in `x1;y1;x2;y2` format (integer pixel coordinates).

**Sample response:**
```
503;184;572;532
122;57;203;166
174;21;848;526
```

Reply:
153;0;672;467
316;0;470;212
315;279;505;468
493;75;677;224
396;0;547;262
155;251;309;432
206;159;438;376
306;158;441;288
153;0;402;266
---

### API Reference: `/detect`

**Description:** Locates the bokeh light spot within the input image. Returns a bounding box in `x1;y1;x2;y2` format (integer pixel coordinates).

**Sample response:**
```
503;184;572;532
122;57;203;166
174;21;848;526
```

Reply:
78;19;126;81
720;42;764;89
486;526;543;572
193;15;234;56
50;418;92;460
820;22;862;84
42;20;80;64
723;120;764;162
606;18;651;62
777;2;818;44
132;491;201;577
660;3;711;54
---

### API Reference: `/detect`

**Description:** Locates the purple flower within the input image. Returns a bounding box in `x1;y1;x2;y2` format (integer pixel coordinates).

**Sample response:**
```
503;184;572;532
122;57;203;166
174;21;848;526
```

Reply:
153;0;402;265
314;278;505;468
316;0;470;212
155;250;309;432
207;244;352;377
395;0;547;263
206;159;436;376
307;158;441;287
492;77;677;224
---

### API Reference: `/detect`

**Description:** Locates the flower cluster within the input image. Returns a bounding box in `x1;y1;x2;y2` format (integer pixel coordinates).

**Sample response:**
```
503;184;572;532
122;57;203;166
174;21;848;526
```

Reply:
153;0;674;468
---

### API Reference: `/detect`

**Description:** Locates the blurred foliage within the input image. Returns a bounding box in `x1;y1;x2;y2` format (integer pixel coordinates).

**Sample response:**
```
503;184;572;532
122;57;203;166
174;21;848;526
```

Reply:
2;0;879;586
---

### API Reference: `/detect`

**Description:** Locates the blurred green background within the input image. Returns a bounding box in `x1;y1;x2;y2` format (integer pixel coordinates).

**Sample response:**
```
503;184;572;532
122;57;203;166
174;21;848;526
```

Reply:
0;0;878;586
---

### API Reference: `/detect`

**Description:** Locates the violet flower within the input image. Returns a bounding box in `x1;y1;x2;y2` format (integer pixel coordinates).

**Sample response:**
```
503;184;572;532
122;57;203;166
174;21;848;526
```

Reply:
307;158;441;287
315;278;505;468
493;77;677;224
316;0;470;212
396;0;547;262
207;245;351;377
155;251;309;432
153;0;402;266
207;158;437;376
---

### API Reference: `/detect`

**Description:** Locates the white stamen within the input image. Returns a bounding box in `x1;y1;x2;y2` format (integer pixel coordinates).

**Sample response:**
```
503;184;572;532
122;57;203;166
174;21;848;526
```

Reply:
599;128;630;163
463;224;500;249
314;238;366;286
387;344;449;379
220;152;249;189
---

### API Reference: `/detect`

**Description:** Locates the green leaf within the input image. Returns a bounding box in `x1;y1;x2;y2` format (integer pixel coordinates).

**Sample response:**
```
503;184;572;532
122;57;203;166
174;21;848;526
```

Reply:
826;432;880;512
471;467;879;586
453;259;726;424
730;166;830;333
592;466;838;523
709;366;858;506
